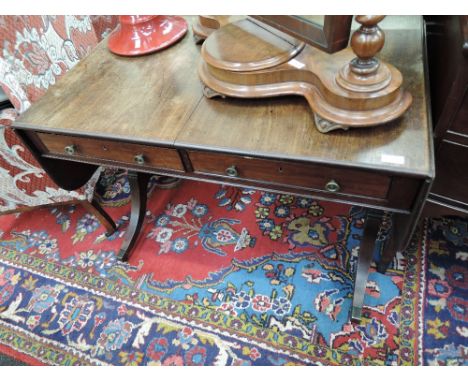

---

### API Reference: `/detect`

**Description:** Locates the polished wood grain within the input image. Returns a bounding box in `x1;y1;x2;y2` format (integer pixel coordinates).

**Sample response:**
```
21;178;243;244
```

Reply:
199;17;412;129
14;27;202;145
182;21;432;176
250;16;352;53
202;20;305;72
192;16;244;43
12;17;434;322
349;16;386;72
13;16;434;235
36;132;185;172
188;149;391;198
337;16;392;94
15;17;432;176
150;166;421;214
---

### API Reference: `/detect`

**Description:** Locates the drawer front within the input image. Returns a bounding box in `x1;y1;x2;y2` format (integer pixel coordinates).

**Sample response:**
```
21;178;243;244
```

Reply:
432;141;468;204
37;133;185;172
188;150;391;199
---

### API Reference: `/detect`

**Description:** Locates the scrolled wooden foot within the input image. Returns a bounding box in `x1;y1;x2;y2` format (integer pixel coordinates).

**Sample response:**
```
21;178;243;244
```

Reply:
313;113;349;133
202;85;226;99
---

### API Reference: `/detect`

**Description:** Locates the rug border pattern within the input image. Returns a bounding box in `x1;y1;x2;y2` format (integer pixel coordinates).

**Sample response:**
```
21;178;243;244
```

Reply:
0;244;382;366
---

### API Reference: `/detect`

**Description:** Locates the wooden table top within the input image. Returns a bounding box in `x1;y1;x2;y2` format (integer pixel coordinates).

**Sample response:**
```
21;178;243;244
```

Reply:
15;16;434;177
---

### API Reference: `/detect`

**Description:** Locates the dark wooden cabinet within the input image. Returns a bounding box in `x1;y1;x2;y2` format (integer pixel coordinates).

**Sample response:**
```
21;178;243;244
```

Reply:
424;15;468;216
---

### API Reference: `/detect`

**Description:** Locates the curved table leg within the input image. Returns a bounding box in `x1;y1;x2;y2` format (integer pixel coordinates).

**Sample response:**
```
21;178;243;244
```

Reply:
118;171;151;262
377;212;396;274
351;209;381;322
82;198;117;236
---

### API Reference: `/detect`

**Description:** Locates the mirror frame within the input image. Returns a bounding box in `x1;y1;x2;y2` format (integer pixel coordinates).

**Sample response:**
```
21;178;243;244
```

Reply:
249;15;353;53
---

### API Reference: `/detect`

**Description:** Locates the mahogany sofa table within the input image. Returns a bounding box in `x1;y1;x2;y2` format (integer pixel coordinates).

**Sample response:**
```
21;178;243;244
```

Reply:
12;17;434;322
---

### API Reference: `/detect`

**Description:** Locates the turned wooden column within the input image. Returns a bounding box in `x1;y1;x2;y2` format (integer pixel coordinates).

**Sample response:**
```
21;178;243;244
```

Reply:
198;16;412;131
350;15;386;75
337;15;392;93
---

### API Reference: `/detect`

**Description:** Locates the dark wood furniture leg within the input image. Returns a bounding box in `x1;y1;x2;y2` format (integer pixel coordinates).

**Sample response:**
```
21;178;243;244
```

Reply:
118;171;151;262
351;209;381;322
352;179;432;321
377;179;433;274
82;198;117;236
376;213;397;274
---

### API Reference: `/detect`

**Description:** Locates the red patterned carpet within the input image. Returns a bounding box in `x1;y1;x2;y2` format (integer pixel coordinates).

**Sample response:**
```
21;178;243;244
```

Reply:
0;174;466;365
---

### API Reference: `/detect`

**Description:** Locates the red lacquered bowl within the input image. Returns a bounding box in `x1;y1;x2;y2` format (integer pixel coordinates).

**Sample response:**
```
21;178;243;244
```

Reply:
108;15;188;56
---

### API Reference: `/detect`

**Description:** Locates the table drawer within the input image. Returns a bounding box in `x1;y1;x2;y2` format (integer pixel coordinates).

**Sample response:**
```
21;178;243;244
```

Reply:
37;133;185;172
188;150;391;199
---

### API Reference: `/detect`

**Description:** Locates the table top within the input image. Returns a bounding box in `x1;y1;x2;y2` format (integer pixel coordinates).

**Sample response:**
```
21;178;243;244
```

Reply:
14;16;434;178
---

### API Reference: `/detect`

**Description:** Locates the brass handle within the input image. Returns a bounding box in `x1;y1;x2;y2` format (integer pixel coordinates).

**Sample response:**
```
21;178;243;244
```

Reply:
134;154;145;165
325;179;341;193
225;165;238;177
64;144;76;155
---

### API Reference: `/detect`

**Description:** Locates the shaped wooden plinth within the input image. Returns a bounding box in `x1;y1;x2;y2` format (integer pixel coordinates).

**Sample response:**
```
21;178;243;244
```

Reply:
192;15;244;43
198;18;412;133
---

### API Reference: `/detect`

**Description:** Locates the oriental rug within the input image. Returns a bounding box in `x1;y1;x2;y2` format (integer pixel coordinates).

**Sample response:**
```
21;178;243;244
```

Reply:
0;171;466;365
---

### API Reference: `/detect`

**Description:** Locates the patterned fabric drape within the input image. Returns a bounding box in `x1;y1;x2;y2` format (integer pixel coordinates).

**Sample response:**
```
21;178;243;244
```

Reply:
0;16;105;213
90;16;119;41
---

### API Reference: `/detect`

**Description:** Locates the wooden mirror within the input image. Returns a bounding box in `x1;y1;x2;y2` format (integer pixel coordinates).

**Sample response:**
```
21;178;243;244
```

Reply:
196;15;413;132
250;16;353;53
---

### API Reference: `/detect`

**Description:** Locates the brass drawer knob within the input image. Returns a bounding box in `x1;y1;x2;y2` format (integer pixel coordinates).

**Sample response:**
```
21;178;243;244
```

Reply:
64;144;76;155
134;154;145;165
225;165;238;177
325;179;341;193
